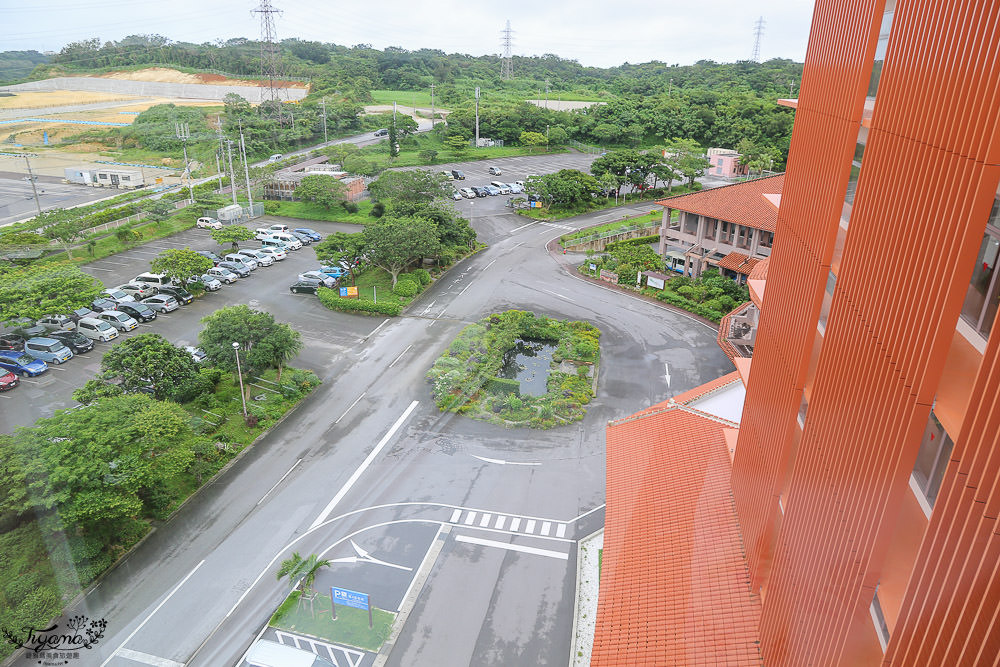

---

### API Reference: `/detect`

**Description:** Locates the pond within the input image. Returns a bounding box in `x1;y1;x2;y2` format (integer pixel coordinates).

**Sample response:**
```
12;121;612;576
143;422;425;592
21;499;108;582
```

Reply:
497;339;557;396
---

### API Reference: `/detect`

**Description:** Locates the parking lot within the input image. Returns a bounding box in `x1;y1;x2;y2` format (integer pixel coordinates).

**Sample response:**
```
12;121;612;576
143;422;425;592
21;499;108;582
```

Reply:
0;219;383;433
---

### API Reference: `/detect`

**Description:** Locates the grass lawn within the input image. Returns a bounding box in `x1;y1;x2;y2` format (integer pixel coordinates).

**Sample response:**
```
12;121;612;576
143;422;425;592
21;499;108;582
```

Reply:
265;200;374;224
358;133;568;170
353;267;405;306
39;211;199;266
271;591;395;652
559;210;667;245
371;89;439;109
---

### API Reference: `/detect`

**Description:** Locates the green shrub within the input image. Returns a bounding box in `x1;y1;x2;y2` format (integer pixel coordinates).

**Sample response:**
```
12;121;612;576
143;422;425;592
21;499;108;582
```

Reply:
393;279;418;297
605;234;660;251
506;395;523;411
317;287;401;315
341;201;359;214
370;201;385;217
262;200;281;213
411;268;431;285
485;377;520;396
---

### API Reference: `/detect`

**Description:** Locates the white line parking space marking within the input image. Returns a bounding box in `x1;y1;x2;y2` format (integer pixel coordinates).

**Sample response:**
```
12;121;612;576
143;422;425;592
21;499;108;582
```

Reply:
455;534;569;560
540;521;551;536
464;511;477;525
88;267;115;272
100;560;205;666
479;513;492;527
525;519;536;533
449;509;462;523
335;392;366;424
307;401;419;530
116;648;184;667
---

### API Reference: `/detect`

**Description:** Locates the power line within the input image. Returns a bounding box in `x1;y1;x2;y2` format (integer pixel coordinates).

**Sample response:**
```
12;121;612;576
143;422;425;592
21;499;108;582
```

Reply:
251;0;284;107
500;20;514;80
751;16;765;62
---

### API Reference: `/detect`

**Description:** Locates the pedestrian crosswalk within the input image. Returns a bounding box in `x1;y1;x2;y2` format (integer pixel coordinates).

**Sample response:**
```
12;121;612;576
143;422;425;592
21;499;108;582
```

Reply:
448;508;568;538
538;221;575;231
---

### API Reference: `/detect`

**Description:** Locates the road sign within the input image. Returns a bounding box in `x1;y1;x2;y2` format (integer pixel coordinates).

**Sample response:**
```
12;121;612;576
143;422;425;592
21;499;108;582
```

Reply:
331;586;368;610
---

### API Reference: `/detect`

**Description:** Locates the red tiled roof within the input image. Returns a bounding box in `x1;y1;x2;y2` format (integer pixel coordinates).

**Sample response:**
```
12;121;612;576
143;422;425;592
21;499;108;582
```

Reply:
595;396;762;666
748;256;770;282
656;174;784;232
717;252;761;275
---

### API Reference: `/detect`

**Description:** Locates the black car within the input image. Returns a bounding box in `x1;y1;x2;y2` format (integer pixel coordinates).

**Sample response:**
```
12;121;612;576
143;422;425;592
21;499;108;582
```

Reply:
218;261;250;277
470;186;488;197
69;307;98;324
48;330;95;354
451;170;466;180
91;297;119;312
288;230;314;245
156;285;194;305
196;250;222;265
115;302;157;323
289;279;321;294
374;128;389;137
0;334;25;352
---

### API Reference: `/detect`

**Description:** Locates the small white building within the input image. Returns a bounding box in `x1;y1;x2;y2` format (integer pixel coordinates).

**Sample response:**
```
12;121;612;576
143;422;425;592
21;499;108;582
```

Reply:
64;167;96;185
92;168;144;189
217;204;243;222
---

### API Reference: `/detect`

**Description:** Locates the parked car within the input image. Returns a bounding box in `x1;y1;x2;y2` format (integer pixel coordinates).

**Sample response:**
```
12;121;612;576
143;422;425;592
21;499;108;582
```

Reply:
76;317;119;342
185;346;207;363
0;334;25;352
140;295;180;313
187;274;221;291
484;185;501;196
36;315;76;333
237;249;274;266
255;228;275;240
451;169;466;180
317;265;347;279
196;217;222;230
264;232;302;250
458;187;476;199
298;271;338;287
114;302;157;323
133;272;172;288
289;279;321;294
48;330;94;354
488;166;502;175
97;310;139;332
288;230;314;245
506;182;524;194
24;337;74;364
0;350;47;377
267;224;291;234
0;369;18;391
67;308;98;325
91;297;119;312
101;288;135;303
206;267;238;284
217;261;250;278
224;253;258;271
196;250;222;265
491;181;511;194
117;282;157;299
156;285;194;305
470;186;488;197
268;153;283;162
258;246;287;261
514;180;526;189
10;318;47;339
451;190;463;201
292;228;322;242
374;128;389;137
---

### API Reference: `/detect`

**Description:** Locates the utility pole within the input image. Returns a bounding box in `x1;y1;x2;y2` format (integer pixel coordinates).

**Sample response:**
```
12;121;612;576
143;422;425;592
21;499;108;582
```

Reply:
238;122;254;213
175;122;194;201
23;155;42;216
215;152;223;189
393;100;397;124
319;97;328;143
544;79;549;109
430;83;435;127
474;87;480;148
226;139;238;206
668;78;673;97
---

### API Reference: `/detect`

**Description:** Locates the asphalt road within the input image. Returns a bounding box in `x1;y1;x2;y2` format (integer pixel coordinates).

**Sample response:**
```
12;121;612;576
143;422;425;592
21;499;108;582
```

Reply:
14;153;733;667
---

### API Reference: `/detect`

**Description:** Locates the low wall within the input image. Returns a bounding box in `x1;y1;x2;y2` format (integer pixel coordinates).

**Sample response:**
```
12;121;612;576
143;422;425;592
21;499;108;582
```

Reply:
563;225;660;252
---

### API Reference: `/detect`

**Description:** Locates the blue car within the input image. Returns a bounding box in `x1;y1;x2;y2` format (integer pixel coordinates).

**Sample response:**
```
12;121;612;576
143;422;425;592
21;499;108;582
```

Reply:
293;228;323;242
0;349;48;376
318;265;347;279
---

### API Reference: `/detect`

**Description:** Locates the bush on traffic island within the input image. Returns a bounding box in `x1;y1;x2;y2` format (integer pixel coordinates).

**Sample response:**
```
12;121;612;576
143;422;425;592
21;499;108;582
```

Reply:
317;286;402;316
392;279;418;297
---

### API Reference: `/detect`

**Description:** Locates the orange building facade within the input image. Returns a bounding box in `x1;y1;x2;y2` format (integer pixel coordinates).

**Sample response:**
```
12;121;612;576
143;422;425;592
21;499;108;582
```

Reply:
594;0;1000;664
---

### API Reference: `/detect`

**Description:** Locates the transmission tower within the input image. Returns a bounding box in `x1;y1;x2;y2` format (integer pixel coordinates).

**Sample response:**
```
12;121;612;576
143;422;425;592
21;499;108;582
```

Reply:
751;16;765;62
251;0;284;106
500;20;514;80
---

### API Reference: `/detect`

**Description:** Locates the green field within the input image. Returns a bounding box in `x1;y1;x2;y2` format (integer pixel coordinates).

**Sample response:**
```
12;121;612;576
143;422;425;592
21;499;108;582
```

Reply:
371;89;439;108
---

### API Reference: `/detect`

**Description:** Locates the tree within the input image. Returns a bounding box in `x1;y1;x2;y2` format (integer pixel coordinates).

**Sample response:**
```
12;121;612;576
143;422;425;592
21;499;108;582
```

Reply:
140;199;174;223
519;131;548;151
99;334;201;401
388;121;399;158
526;169;601;209
418;149;438;163
547;126;569;146
445;134;468;153
294;174;347;209
150;247;214;284
198;305;302;391
664;138;709;187
314;232;366;285
362;217;441;287
209;225;254;252
598;173;621;201
277;552;331;617
44;218;85;260
0;263;103;324
368;170;452;209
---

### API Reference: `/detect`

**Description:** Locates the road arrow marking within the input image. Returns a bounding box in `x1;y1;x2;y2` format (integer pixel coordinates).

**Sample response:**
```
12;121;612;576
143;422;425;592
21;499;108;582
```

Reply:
471;454;541;466
665;362;671;388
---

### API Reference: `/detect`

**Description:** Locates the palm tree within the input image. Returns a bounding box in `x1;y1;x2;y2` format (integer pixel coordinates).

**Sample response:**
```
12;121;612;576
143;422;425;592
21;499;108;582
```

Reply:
276;552;331;618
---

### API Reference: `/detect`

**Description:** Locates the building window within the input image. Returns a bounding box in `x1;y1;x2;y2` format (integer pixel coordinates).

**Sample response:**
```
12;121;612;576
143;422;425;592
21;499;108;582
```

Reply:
122;175;130;181
870;588;890;651
960;217;1000;338
911;411;954;509
818;271;836;334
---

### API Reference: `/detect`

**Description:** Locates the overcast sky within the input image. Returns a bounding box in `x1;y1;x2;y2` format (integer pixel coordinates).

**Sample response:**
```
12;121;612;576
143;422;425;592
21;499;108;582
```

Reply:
4;0;815;69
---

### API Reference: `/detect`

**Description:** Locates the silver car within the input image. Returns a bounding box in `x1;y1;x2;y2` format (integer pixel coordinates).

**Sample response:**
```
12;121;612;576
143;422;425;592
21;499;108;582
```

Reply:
190;274;222;291
140;295;179;313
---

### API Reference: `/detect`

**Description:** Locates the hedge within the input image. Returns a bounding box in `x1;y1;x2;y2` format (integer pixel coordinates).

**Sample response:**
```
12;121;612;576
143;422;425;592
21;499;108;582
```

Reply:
484;377;521;396
605;235;660;251
411;268;431;285
317;287;401;316
653;289;725;322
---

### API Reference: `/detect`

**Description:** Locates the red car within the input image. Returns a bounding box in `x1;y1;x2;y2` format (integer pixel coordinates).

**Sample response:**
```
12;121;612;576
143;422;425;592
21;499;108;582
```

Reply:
0;369;18;391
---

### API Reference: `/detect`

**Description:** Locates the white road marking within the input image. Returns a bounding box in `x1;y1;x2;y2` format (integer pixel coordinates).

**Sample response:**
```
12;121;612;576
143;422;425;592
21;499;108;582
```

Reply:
366;318;390;339
556;523;567;537
483;257;498;270
420;300;436;315
525;519;537;533
458;281;474;296
509;221;539;233
87;267;115;272
116;648;184;667
100;560;205;667
398;524;445;612
455;534;569;561
308;401;419;530
665;362;671;388
540;288;576;303
540;521;551;536
479;513;492;527
464;512;477;525
388;345;412;368
449;509;462;523
470;454;541;466
334;392;366;424
509;518;521;531
495;515;506;529
257;459;301;505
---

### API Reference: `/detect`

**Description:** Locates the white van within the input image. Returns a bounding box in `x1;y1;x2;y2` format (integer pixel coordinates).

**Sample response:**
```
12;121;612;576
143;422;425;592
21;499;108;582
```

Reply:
224;253;258;271
260;238;291;252
77;317;118;342
267;224;290;233
267;154;283;163
133;272;173;287
245;639;335;667
266;232;302;250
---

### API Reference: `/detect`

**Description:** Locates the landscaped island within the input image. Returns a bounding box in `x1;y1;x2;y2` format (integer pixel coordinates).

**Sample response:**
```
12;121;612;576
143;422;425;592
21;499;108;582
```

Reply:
426;310;600;429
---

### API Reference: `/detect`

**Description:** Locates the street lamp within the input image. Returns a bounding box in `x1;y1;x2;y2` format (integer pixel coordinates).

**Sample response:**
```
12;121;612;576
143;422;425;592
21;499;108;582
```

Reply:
233;342;248;419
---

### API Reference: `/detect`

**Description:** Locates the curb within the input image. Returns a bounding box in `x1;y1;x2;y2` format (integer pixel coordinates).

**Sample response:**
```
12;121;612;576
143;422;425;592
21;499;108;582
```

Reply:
569;528;605;667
